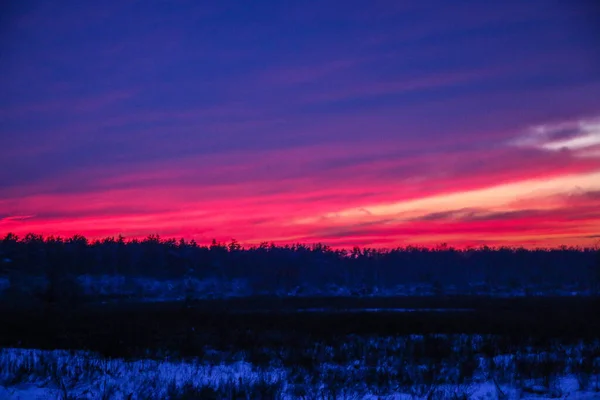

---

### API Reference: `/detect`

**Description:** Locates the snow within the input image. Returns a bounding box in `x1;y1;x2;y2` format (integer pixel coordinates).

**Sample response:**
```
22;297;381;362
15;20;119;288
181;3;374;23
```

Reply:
0;348;285;399
1;345;599;399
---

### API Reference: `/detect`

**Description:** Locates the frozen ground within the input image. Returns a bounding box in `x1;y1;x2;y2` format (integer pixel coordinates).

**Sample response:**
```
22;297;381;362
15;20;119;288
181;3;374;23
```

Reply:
1;339;599;400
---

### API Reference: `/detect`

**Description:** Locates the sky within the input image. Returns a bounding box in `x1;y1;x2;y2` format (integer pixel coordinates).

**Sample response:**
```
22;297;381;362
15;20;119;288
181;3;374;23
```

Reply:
1;0;600;248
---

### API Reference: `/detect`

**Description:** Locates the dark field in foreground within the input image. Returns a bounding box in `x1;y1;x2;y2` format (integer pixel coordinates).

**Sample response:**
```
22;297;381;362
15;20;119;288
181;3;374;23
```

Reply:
1;296;599;359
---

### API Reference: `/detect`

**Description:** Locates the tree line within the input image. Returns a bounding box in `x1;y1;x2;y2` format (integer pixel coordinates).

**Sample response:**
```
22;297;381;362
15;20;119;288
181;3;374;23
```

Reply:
1;233;599;294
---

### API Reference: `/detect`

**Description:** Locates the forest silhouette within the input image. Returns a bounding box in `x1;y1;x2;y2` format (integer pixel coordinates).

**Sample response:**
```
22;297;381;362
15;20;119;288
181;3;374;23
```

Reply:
1;233;598;295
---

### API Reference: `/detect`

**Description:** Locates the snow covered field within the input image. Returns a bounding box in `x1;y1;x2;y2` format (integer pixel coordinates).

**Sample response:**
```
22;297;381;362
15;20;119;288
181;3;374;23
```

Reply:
1;335;599;399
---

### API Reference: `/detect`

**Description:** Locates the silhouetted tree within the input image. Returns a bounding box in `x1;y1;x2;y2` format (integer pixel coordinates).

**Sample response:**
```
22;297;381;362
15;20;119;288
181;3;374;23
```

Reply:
0;232;597;297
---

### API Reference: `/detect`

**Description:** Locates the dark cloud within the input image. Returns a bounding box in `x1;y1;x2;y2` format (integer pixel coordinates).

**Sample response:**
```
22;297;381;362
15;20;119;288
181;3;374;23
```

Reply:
0;215;35;223
410;208;481;222
464;210;544;222
546;126;586;142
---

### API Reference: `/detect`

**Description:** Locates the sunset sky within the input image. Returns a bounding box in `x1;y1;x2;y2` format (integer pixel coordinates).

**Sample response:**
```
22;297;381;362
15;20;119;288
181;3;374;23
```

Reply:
1;0;600;248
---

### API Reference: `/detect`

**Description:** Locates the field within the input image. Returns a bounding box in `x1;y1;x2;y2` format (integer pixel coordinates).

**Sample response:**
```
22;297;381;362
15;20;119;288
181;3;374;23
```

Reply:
1;296;600;399
1;239;599;398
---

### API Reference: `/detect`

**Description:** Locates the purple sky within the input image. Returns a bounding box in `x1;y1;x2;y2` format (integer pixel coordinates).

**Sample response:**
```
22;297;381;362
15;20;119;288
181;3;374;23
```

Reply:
1;0;600;247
